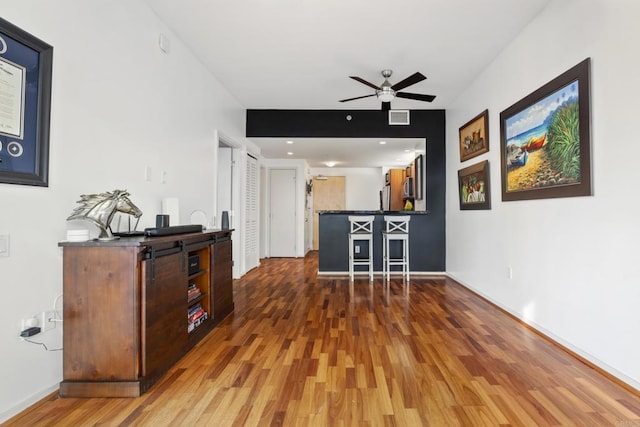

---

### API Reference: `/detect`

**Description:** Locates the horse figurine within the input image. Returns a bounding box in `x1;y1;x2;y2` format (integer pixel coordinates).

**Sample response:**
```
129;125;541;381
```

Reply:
67;189;143;240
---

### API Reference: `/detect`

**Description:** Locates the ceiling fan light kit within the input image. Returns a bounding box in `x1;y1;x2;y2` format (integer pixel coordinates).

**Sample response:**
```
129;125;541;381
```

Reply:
376;88;395;102
339;69;436;110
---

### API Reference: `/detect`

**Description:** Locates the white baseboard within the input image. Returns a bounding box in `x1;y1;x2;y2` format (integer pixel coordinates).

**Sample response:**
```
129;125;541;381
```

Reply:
447;273;640;393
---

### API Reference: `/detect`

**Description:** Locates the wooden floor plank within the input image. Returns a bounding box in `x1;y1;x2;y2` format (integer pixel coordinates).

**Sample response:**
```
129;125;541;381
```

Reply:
5;252;640;426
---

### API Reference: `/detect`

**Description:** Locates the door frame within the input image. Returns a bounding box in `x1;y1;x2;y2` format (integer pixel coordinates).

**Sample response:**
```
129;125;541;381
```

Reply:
214;129;243;278
260;160;307;258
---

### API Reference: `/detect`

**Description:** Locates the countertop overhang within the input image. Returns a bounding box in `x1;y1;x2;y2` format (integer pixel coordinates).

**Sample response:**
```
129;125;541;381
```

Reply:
318;210;429;215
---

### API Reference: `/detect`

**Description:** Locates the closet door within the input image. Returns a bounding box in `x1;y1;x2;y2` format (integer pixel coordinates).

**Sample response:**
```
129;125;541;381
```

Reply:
269;168;297;257
245;154;259;270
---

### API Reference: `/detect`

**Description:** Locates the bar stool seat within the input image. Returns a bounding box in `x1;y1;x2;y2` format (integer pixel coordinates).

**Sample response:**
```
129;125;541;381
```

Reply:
382;215;410;281
348;215;374;281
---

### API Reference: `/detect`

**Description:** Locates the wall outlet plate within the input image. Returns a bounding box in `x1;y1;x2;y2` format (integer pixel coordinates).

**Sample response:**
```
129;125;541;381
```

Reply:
41;310;57;332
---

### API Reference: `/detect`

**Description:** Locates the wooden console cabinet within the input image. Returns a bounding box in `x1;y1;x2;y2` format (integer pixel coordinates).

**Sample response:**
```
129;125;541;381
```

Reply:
58;230;233;397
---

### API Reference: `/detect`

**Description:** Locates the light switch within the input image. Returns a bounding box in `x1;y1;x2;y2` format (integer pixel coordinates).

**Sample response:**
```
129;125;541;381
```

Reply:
0;234;9;257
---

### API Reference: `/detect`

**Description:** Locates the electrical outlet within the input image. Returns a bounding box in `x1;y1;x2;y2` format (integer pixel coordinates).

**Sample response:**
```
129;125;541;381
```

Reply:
21;316;39;331
40;310;57;332
355;245;360;254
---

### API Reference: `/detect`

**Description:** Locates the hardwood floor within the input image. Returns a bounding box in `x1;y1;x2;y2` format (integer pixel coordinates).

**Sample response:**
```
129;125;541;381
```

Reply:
6;252;640;426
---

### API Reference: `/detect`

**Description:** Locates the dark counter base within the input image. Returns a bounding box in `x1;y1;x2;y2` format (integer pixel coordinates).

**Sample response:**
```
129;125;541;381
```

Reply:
318;212;445;273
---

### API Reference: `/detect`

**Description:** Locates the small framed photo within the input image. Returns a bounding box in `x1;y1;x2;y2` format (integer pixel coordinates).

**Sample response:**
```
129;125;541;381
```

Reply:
458;160;490;210
459;109;489;162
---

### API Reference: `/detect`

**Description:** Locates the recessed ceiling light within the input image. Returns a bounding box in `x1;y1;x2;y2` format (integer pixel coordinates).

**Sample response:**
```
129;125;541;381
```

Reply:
324;161;337;167
379;141;387;145
287;152;293;155
404;149;411;152
286;140;294;144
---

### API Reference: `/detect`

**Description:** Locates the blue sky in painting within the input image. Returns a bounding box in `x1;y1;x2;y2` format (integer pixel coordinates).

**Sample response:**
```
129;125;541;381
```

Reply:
506;80;579;138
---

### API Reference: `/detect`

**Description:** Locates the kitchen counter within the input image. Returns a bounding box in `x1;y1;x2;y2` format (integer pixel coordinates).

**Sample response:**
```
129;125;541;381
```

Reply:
318;210;429;215
317;210;444;275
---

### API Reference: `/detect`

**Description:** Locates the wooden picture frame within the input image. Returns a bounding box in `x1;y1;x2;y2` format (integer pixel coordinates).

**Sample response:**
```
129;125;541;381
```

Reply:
500;58;591;201
0;18;53;187
459;109;489;162
458;160;490;210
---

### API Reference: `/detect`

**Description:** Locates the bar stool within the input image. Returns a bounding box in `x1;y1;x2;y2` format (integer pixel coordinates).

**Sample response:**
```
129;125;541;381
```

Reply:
348;215;374;281
382;215;411;281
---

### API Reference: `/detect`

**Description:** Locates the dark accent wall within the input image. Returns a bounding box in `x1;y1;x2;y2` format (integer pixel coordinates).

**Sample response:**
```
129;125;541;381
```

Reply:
246;109;446;270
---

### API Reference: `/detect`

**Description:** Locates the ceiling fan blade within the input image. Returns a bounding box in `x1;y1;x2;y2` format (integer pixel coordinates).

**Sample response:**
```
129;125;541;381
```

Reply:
349;76;381;90
339;94;376;102
391;72;427;91
396;92;436;102
381;101;391;112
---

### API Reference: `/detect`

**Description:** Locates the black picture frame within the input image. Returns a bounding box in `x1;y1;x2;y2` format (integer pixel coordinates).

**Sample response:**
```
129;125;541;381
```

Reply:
0;18;53;187
458;160;491;210
499;58;591;201
414;153;424;200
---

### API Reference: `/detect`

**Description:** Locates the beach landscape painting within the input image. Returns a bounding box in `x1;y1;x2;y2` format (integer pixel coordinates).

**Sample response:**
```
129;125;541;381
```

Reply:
500;58;592;201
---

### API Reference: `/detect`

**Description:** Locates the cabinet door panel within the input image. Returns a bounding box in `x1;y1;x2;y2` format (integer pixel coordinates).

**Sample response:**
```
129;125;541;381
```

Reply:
63;246;140;381
142;251;187;378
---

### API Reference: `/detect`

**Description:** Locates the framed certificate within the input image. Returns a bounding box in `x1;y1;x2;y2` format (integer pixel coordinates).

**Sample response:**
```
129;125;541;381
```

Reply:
0;18;52;186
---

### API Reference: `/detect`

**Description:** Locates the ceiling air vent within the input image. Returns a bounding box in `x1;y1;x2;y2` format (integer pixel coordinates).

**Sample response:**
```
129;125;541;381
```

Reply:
389;110;410;125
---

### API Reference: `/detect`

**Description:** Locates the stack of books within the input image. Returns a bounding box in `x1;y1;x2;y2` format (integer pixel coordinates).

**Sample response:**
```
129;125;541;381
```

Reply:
187;282;202;302
187;303;208;333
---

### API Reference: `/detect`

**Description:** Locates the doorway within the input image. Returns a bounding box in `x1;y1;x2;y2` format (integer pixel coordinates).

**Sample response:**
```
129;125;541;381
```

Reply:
312;176;345;250
217;143;233;227
269;169;297;257
216;130;242;278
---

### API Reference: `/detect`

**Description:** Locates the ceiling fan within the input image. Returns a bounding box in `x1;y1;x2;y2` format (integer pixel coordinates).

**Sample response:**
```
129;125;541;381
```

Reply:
339;69;436;111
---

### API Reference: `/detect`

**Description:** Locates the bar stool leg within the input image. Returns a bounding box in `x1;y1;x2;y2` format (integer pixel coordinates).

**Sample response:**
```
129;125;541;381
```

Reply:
368;236;373;281
385;237;391;282
405;238;410;281
348;235;354;281
382;235;386;281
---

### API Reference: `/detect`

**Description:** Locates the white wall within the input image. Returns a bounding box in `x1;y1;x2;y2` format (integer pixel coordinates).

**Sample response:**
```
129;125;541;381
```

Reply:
0;1;250;421
310;167;385;210
446;0;640;390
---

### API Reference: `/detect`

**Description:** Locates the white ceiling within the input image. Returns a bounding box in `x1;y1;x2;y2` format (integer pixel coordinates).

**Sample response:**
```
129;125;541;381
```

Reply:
144;0;552;167
254;137;425;168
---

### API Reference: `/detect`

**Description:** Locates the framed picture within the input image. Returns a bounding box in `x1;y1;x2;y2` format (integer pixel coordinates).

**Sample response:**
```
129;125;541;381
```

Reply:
0;18;53;186
459;109;489;162
500;58;591;201
458;160;490;210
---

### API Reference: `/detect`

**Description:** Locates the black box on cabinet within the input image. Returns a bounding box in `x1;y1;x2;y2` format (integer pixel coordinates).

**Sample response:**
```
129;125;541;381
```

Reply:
188;254;200;275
